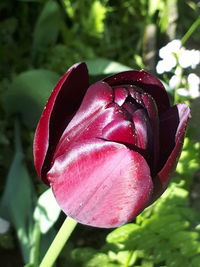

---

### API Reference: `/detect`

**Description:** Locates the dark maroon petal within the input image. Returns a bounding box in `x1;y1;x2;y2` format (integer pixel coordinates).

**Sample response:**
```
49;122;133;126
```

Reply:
53;104;126;160
132;109;151;150
52;81;113;160
122;102;139;117
114;87;128;106
104;70;170;113
141;93;159;172
102;119;137;146
153;104;191;199
58;81;113;135
48;138;153;228
33;62;89;183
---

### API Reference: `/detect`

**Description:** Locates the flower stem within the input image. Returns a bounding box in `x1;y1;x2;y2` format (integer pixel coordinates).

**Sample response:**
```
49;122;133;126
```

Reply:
39;217;77;267
181;16;200;45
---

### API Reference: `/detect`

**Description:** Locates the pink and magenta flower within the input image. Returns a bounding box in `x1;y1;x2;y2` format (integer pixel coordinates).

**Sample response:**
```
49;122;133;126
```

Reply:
33;62;190;228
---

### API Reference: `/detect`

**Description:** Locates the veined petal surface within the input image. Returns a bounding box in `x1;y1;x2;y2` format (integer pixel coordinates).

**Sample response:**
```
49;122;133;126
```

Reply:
48;139;153;228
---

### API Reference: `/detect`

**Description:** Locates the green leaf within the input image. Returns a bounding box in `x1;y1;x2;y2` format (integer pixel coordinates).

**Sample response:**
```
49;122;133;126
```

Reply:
34;188;61;234
32;0;62;58
169;231;199;248
82;1;107;37
148;0;161;16
86;58;131;76
0;121;36;263
191;255;200;267
71;248;97;262
106;224;140;244
3;69;59;128
84;253;112;267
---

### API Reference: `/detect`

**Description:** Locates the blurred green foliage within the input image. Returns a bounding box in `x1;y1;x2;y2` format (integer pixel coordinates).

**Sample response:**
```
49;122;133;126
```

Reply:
0;0;199;266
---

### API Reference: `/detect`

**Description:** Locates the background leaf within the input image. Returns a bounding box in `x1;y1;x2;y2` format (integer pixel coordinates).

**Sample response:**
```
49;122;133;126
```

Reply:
0;121;36;263
32;0;62;59
86;58;131;76
3;69;59;128
34;188;60;234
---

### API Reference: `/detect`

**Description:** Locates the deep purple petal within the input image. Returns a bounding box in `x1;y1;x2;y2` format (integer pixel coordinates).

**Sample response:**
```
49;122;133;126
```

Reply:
48;138;153;228
52;82;114;160
34;62;89;183
141;93;159;172
153;104;191;199
59;81;113;135
132;109;151;150
102;119;137;146
104;70;170;113
53;104;125;160
114;87;128;106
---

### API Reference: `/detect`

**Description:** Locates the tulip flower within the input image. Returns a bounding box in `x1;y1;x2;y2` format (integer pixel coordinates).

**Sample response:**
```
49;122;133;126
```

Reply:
34;62;190;228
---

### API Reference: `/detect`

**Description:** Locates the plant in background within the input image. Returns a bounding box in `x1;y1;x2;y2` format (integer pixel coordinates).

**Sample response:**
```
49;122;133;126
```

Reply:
33;62;190;266
156;16;200;102
0;1;199;266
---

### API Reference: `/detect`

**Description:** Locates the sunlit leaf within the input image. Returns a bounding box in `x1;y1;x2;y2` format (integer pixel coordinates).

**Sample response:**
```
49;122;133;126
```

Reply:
34;188;60;234
86;58;131;76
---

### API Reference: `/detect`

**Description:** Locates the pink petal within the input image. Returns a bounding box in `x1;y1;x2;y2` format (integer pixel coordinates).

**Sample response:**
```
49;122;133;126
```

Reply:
153;104;191;198
104;70;170;113
48;139;153;228
33;62;89;183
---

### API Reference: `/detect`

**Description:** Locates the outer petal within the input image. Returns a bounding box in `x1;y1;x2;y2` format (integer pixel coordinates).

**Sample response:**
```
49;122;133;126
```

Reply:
48;139;153;228
104;70;170;113
33;63;89;183
153;104;191;199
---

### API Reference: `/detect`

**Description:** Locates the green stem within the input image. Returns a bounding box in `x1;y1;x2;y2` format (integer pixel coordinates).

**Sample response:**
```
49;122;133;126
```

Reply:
39;217;77;267
181;16;200;45
174;65;183;104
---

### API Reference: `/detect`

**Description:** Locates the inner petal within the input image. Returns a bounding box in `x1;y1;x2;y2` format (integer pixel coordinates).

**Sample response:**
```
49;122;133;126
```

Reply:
52;103;128;162
132;108;153;164
114;87;128;106
102;119;137;146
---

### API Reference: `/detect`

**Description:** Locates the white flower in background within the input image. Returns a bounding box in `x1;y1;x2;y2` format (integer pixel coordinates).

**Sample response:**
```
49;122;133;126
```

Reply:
187;73;200;98
159;39;181;58
179;50;200;69
169;74;180;89
177;88;190;97
156;39;200;74
156;56;177;74
169;73;200;98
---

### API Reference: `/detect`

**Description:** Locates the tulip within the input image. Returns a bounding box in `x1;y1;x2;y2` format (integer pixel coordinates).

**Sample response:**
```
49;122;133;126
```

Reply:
33;62;190;228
